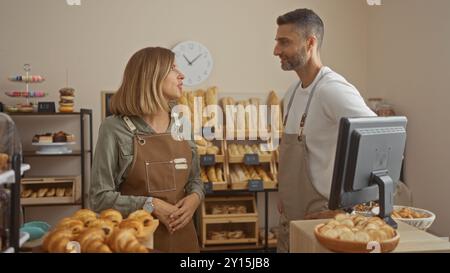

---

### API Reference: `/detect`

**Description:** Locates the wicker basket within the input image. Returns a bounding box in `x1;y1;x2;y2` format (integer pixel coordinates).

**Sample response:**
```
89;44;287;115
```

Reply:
372;206;436;231
314;224;400;253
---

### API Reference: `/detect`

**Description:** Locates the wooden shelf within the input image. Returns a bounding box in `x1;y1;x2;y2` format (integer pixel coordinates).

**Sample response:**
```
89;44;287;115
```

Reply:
200;243;264;252
23;151;91;157
8;110;92;116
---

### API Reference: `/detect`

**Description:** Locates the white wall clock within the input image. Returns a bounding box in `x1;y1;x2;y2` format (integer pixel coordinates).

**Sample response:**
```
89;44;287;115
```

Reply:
172;41;213;87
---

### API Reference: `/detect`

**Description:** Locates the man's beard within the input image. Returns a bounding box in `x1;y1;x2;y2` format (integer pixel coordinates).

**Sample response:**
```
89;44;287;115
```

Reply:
281;46;307;71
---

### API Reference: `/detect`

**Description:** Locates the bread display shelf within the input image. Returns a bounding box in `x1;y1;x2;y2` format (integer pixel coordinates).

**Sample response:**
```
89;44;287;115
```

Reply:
21;176;81;205
202;196;258;219
201;218;259;247
229;161;278;190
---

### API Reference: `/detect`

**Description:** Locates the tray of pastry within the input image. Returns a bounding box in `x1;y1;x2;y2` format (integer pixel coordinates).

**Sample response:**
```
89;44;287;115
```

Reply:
201;165;228;191
39;208;159;253
226;143;273;163
195;137;224;164
228;164;277;190
20;176;81;205
202;196;258;219
314;213;400;253
202;220;259;246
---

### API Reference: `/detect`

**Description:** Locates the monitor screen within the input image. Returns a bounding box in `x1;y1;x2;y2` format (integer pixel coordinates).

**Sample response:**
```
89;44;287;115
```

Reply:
329;116;407;227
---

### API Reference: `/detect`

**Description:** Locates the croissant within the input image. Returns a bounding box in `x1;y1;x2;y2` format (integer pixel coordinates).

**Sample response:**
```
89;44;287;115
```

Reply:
55;218;85;236
87;219;115;238
99;209;123;226
77;228;111;253
119;219;148;239
108;229;148;253
128;210;154;225
21;189;33;198
42;229;75;253
72;209;97;226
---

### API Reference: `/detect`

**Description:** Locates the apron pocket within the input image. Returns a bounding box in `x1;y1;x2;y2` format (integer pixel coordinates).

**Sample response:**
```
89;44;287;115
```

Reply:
145;161;176;193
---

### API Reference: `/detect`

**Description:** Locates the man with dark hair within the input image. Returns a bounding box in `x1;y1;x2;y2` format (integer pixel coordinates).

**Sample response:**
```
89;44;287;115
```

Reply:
274;8;376;253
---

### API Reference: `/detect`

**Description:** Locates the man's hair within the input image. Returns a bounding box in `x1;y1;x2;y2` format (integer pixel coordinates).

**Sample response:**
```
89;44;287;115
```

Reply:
277;8;324;49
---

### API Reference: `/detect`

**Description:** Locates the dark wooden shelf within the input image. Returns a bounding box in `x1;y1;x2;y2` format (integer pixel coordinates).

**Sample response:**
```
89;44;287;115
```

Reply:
200;244;276;253
21;202;82;207
8;112;83;116
23;151;91;157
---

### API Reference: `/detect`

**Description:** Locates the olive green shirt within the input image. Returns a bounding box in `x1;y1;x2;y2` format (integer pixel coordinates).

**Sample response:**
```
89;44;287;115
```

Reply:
89;115;204;216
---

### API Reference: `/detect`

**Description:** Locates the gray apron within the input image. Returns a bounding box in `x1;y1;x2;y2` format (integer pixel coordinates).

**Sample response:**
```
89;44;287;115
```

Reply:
277;72;330;253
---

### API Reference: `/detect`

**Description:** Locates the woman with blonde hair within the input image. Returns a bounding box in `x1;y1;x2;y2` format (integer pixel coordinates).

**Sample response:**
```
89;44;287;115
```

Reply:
90;47;204;252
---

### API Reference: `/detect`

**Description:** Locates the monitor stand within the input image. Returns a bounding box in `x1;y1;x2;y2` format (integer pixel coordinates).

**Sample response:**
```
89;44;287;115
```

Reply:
371;171;398;229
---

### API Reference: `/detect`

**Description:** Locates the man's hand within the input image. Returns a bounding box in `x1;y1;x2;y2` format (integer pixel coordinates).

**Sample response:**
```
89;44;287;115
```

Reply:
152;198;179;234
169;193;201;232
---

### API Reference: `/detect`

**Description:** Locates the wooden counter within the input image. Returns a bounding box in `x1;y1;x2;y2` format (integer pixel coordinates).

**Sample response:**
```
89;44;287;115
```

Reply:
290;219;450;253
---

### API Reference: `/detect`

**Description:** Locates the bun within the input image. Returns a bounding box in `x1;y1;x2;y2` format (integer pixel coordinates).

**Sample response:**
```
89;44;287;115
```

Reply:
87;219;115;238
55;218;85;236
72;209;97;226
42;229;75;253
77;228;112;253
108;228;149;253
99;209;123;226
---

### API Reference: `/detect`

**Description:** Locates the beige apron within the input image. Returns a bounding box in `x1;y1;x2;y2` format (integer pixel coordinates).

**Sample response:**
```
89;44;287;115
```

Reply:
119;116;200;253
277;72;330;253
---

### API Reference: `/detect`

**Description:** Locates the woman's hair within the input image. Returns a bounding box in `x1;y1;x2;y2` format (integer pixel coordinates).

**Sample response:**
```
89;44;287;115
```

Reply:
110;47;175;116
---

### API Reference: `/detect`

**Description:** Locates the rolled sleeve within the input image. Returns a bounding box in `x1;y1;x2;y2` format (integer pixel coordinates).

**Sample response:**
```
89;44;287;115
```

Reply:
184;140;205;201
89;120;148;216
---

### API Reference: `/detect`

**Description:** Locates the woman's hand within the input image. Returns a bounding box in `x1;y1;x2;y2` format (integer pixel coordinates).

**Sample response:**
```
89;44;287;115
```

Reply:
169;193;201;232
152;198;179;233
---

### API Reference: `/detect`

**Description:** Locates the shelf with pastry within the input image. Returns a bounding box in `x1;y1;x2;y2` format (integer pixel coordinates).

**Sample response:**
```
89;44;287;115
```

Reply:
201;195;258;220
38;208;158;253
201;164;228;191
20;176;81;206
226;141;273;163
228;163;277;190
195;137;225;164
200;218;259;247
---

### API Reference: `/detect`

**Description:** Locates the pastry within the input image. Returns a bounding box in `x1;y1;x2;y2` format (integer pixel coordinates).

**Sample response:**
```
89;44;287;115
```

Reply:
99;209;123;226
55;218;85;236
211;205;225;215
42;229;75;253
30;192;37;198
21;189;33;198
37;188;49;198
215;167;223;182
45;188;56;197
64;188;73;197
128;210;157;232
108;228;148;253
209;231;227;240
77;227;112;253
56;188;65;197
59;106;74;113
72;209;97;226
228;230;244;239
59;87;75;96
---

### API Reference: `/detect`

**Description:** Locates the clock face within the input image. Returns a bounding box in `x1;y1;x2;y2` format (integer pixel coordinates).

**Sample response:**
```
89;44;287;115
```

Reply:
172;41;213;87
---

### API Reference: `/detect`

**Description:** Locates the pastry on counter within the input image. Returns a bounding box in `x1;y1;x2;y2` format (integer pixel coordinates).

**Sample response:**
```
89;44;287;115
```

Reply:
99;209;123;226
209;231;227;240
227;230;245;239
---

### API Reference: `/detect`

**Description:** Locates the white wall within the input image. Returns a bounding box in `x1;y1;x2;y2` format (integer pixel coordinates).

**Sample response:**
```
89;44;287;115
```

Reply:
368;0;450;236
0;0;370;230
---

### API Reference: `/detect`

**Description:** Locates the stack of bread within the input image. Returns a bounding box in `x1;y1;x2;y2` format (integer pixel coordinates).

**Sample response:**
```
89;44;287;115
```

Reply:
229;164;273;183
195;136;220;155
227;144;271;157
59;88;75;113
178;86;218;127
42;208;158;253
201;166;224;183
317;213;397;243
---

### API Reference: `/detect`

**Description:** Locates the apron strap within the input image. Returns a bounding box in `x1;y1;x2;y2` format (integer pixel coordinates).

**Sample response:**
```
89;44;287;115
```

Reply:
122;116;146;145
283;70;332;140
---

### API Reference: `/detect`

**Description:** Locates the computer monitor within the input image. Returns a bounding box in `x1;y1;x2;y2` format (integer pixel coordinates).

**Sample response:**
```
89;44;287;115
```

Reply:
328;116;407;228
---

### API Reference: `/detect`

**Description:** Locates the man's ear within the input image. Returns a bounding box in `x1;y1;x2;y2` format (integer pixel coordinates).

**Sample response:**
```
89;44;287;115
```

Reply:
307;36;317;52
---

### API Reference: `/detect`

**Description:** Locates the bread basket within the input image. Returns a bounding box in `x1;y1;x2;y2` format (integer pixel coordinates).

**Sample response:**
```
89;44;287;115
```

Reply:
314;224;400;253
373;205;435;231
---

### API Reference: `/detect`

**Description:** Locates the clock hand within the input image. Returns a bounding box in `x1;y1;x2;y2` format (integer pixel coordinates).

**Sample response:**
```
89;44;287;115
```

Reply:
191;53;203;65
183;54;193;65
